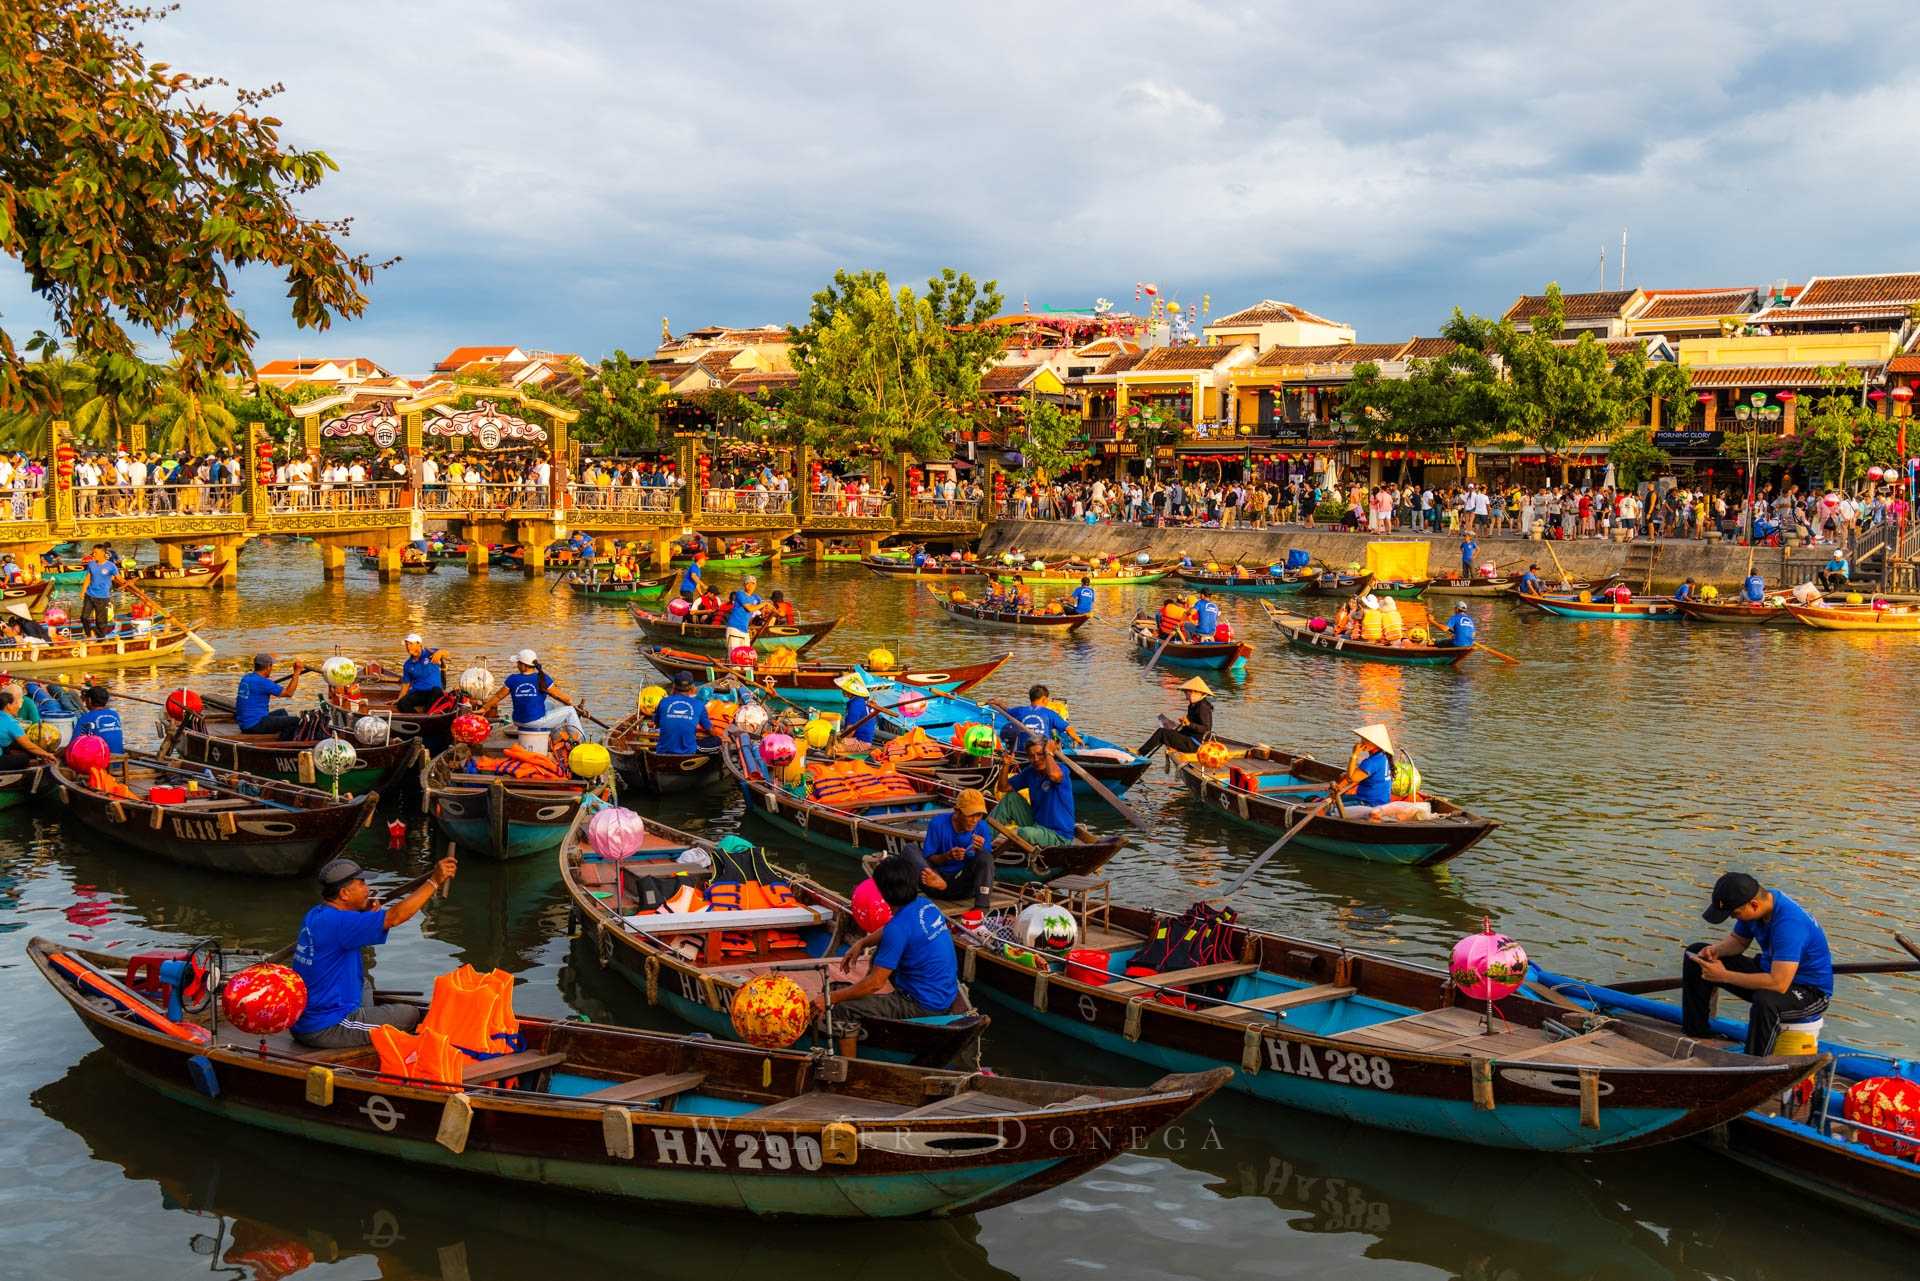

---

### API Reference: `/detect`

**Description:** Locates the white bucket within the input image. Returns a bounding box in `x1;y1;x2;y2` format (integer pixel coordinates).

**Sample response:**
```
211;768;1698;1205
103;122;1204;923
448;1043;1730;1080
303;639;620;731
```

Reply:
1776;1016;1824;1057
516;729;551;754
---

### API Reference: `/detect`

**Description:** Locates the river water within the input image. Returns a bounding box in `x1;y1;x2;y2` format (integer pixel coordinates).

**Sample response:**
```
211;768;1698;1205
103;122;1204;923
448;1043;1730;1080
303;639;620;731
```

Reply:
3;540;1915;1280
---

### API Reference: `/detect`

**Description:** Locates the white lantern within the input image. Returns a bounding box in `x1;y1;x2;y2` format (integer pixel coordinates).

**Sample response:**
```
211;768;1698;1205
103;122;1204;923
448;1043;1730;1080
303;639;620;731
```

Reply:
311;737;358;796
354;715;391;746
459;666;495;699
320;656;359;688
734;704;769;735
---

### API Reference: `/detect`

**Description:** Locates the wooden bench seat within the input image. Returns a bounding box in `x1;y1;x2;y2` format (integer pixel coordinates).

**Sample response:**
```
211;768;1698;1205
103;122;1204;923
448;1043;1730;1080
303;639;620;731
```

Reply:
461;1050;566;1086
620;905;832;934
895;1091;1034;1119
1102;962;1257;998
1212;984;1356;1020
741;1092;909;1121
579;1070;707;1104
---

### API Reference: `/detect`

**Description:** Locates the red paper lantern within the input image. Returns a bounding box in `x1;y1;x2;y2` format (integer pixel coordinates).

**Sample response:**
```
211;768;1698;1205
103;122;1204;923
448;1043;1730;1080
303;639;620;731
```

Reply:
222;963;307;1036
1892;387;1914;403
1869;390;1887;403
451;713;490;745
1844;1076;1920;1158
164;689;204;721
1696;392;1714;404
1774;391;1796;404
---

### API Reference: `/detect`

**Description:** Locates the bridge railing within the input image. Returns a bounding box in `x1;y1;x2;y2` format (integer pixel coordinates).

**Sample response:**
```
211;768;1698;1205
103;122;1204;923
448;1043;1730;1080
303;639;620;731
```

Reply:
810;492;893;519
420;483;553;513
903;496;983;522
264;481;410;514
569;483;683;513
699;487;794;516
4;485;48;523
74;483;243;518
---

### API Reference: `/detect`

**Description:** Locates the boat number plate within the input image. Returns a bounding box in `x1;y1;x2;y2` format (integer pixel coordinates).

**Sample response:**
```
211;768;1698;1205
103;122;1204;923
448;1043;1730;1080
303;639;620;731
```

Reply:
653;1128;823;1171
1264;1041;1394;1090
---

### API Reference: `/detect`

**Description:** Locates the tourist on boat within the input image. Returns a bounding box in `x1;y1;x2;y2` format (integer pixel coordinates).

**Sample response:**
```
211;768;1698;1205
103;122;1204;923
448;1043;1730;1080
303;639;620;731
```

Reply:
1186;588;1220;641
1342;724;1397;811
236;653;307;737
1683;872;1834;1055
394;634;449;712
1817;549;1851;591
4;604;50;643
1517;563;1543;596
480;650;585;739
79;544;119;639
991;736;1075;847
766;589;797;627
1674;577;1698;602
1135;677;1214;756
1068;576;1096;615
290;855;460;1049
73;685;124;754
723;574;766;653
692;584;723;625
1742;572;1767;603
653;671;714;755
999;684;1081;752
674;550;707;599
0;554;20;584
1156;594;1189;637
914;787;995;910
824;853;970;1059
1443;603;1477;648
0;689;58;769
1459;534;1478;581
834;673;879;745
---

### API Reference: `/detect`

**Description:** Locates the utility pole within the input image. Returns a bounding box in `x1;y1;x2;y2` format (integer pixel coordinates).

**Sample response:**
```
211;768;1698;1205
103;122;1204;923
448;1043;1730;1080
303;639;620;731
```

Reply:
1620;229;1629;289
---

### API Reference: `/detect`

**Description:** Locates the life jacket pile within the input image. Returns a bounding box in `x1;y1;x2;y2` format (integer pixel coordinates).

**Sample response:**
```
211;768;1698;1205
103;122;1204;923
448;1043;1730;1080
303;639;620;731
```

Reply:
871;727;948;765
706;701;739;732
373;963;525;1087
1125;901;1242;1009
1157;602;1187;636
706;880;809;956
804;759;923;807
464;745;569;781
87;766;137;800
372;1024;465;1089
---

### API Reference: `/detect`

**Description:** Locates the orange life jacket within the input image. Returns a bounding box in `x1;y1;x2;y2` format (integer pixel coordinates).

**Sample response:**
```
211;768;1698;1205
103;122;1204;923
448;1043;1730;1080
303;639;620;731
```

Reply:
1158;602;1186;636
88;767;136;800
372;1023;464;1088
421;965;523;1059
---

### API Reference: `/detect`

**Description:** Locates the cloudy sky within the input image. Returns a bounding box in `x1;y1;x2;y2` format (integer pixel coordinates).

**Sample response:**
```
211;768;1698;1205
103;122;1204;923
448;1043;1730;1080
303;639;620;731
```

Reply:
7;1;1919;374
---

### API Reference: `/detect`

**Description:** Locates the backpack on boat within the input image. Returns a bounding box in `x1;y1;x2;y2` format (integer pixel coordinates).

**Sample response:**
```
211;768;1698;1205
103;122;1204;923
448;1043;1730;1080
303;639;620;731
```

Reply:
1125;901;1241;1009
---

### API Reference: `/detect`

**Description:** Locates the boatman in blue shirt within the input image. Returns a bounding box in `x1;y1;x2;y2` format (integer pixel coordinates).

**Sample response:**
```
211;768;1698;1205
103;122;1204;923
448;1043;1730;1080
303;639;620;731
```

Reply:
1742;573;1767;604
913;787;995;909
291;855;459;1049
1069;576;1097;616
674;550;707;600
73;685;124;754
1673;577;1698;602
480;649;585;739
825;852;971;1060
653;671;713;755
1444;604;1476;648
723;574;765;653
1459;534;1478;582
998;684;1082;753
393;633;448;712
1340;723;1397;811
834;673;879;744
235;652;307;737
991;735;1077;848
1186;588;1221;641
1683;872;1834;1055
1517;563;1543;596
79;543;119;639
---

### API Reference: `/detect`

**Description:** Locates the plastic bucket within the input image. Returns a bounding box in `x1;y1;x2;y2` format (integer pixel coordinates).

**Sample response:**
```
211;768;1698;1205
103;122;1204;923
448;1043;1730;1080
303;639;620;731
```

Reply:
1775;1016;1824;1057
516;729;551;754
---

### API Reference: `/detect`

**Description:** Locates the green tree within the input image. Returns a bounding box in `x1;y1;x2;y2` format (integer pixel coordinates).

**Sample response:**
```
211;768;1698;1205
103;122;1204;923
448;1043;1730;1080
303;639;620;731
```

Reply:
1607;427;1670;490
146;363;238;454
0;348;86;451
572;349;667;452
1339;310;1520;448
1793;366;1895;488
69;355;160;448
1;0;378;409
1013;395;1087;479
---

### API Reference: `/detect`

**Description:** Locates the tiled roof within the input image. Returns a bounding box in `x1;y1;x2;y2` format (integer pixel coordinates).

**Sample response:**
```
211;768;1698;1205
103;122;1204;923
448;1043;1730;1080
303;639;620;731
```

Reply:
1134;344;1237;371
1253;342;1408;369
1634;289;1756;320
434;345;519;371
1093;351;1147;376
1401;337;1459;360
981;363;1044;391
1208;299;1342;328
1792;274;1920;309
1549;336;1658;357
1684;363;1882;389
725;370;798;391
1076;337;1139;357
695;348;746;373
1747;304;1913;326
1882;355;1920;374
1504;290;1637;324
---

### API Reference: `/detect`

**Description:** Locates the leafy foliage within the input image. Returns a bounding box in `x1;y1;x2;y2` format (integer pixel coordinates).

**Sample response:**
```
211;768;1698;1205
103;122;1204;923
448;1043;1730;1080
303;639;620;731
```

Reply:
1787;366;1897;487
571;349;667;452
1013;395;1087;479
1607;427;1670;490
0;0;378;411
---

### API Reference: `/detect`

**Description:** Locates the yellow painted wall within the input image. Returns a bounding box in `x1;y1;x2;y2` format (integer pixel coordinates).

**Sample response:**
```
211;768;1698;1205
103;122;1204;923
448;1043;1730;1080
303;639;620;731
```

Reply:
1679;332;1897;367
1029;367;1066;396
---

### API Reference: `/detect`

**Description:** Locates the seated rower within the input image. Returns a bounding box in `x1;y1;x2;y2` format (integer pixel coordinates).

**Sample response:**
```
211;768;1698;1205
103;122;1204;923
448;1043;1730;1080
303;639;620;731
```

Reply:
766;589;797;627
1674;577;1699;602
1340;723;1397;813
394;633;449;713
1068;576;1096;616
1185;589;1220;642
73;684;125;754
912;787;995;910
0;688;58;769
1742;573;1767;604
1156;595;1188;637
991;736;1076;848
1136;677;1213;756
834;674;879;745
1516;563;1543;596
291;855;459;1049
1683;872;1833;1055
236;652;307;737
480;649;586;739
825;853;973;1059
653;671;714;756
1444;603;1476;648
723;573;767;654
692;586;723;624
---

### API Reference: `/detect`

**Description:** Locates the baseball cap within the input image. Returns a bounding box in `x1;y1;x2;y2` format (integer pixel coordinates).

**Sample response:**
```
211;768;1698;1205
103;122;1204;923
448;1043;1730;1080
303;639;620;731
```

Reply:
318;858;365;891
404;633;423;646
672;670;696;690
1702;872;1762;924
515;649;538;666
954;788;988;816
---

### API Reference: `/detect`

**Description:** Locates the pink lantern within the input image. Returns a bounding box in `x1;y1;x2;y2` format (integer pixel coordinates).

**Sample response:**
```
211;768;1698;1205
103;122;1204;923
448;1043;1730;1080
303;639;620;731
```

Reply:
850;878;893;934
586;806;648;859
43;606;68;626
729;645;757;667
896;694;927;719
1449;922;1529;1002
221;964;308;1036
1869;389;1887;404
1868;466;1886;481
65;734;111;771
759;732;796;764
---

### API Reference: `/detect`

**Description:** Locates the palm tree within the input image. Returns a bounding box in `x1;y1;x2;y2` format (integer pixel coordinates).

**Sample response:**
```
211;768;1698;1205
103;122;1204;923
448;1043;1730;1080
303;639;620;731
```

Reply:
0;353;89;454
68;356;159;449
147;364;239;455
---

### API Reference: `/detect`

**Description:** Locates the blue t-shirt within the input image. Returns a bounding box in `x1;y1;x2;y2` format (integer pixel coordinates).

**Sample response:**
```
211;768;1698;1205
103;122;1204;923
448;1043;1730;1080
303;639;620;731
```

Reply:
654;693;712;754
676;565;703;596
1011;762;1076;838
25;683;60;716
1448;614;1476;648
1000;705;1068;752
1460;540;1478;573
1743;575;1766;603
74;708;124;754
1674;582;1695;601
234;672;285;731
1070;586;1096;615
83;560;118;599
870;897;959;1013
291;903;391;1034
1190;600;1221;638
920;812;992;877
0;710;24;749
1734;891;1834;996
402;650;444;693
1518;572;1541;595
502;671;552;725
843;695;878;744
725;591;762;632
1354;751;1392;806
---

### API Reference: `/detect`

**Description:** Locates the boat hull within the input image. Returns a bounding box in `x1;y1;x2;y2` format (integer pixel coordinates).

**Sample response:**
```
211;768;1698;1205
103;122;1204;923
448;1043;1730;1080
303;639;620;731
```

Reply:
1131;627;1252;670
0;628;190;674
1173;571;1309;595
170;725;424;797
0;764;47;812
1786;603;1920;631
1516;592;1679;620
630;609;835;654
1265;609;1470;666
1675;600;1790;624
931;599;1092;633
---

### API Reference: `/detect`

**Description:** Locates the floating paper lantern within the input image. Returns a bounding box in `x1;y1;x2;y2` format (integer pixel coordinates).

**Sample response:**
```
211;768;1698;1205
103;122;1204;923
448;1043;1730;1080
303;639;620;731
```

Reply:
222;963;308;1036
586;806;647;859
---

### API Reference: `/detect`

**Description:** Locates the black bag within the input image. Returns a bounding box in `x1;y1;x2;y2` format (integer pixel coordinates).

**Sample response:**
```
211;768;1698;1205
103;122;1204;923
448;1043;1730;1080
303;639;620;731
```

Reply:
1129;901;1241;1001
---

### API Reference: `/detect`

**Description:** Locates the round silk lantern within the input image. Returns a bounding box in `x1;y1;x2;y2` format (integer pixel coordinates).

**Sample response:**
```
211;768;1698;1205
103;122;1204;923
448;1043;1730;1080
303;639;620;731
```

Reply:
850;878;892;934
1308;616;1329;633
23;722;60;750
1195;740;1230;769
729;973;812;1049
65;734;111;771
1015;902;1079;952
961;724;997;757
1137;552;1152;566
1449;922;1529;1001
803;718;835;750
866;648;897;671
354;715;391;746
1701;585;1720;601
667;597;692;618
896;694;927;719
733;704;768;735
42;606;68;626
729;645;757;667
312;737;358;777
1844;1076;1920;1158
459;666;495;700
222;963;308;1036
450;713;490;746
638;685;666;714
164;689;204;721
586;806;647;859
760;732;796;764
320;656;359;688
569;742;611;778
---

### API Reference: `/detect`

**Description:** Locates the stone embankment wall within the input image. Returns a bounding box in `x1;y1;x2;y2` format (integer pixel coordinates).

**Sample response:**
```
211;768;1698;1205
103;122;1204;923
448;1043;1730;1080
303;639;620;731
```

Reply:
974;520;1830;591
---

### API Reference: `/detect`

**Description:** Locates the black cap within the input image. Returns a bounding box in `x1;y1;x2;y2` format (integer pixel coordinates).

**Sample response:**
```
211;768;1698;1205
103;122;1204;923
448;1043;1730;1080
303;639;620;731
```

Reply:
673;670;696;690
318;858;365;892
1703;872;1762;924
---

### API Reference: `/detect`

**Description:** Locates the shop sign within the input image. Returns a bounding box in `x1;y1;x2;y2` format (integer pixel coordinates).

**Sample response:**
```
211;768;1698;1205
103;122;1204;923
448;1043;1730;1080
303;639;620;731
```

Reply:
1652;430;1723;450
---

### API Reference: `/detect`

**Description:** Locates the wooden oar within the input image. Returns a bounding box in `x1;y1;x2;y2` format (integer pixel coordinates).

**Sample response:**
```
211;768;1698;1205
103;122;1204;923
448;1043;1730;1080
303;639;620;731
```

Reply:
1216;791;1344;898
125;582;214;656
1605;958;1920;996
987;701;1149;832
1897;932;1920;964
549;570;575;595
1470;642;1522;665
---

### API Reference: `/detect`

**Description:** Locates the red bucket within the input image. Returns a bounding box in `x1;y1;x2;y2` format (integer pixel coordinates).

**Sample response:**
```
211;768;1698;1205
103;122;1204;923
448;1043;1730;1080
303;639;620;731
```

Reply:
1065;948;1111;985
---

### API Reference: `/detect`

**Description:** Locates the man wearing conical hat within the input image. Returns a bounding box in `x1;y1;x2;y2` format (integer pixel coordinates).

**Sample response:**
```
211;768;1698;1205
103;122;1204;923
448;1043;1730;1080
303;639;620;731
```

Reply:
1136;677;1214;757
1344;724;1397;811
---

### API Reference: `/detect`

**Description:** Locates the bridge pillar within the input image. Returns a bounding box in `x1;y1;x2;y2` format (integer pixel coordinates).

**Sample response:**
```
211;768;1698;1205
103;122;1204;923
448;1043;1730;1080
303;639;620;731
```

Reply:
466;541;490;576
374;545;405;583
522;541;547;579
860;534;886;557
318;542;347;580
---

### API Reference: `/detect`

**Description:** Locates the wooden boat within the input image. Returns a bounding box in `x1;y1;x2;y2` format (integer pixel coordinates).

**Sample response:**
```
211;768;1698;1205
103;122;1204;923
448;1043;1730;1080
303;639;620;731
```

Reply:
1297;572;1368;598
1170;739;1498;866
629;608;836;654
323;682;465;755
427;540;470;562
562;574;672;604
357;551;436;574
994;562;1176;586
1425;575;1517;597
124;562;228;590
1129;618;1252;670
672;552;773;572
814;543;863;562
1785;601;1920;631
490;545;526;568
1173;567;1310;595
721;739;1124;885
1515;590;1679;620
637;645;1010;708
29;936;1226;1220
561;811;989;1067
862;555;984;578
423;743;615;862
0;623;191;675
1263;604;1472;667
604;712;722;795
166;715;428;797
1674;598;1791;625
47;751;377;877
865;688;1150;799
928;886;1824;1153
1;578;53;612
0;761;48;812
930;594;1093;634
40;564;89;586
1533;966;1920;1234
